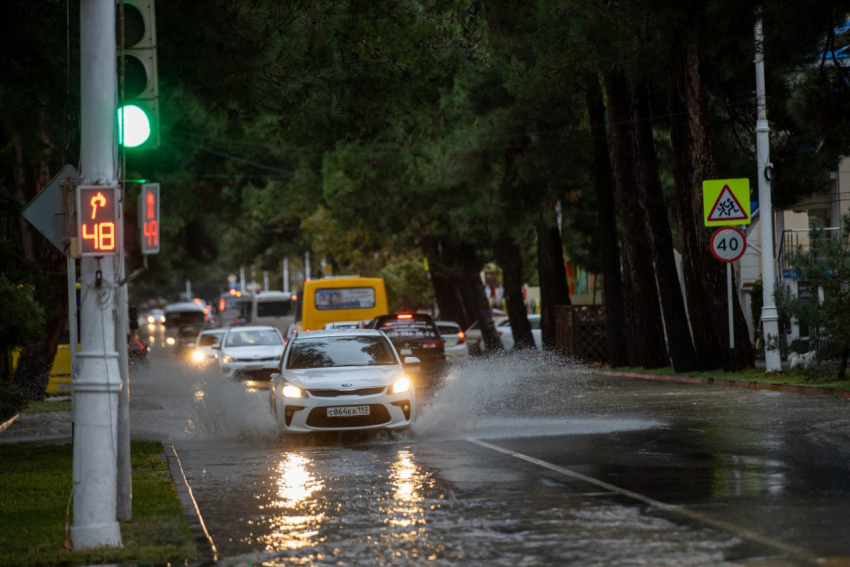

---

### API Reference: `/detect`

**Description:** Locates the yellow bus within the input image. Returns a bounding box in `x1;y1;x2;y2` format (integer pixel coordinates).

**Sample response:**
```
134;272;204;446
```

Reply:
294;277;388;332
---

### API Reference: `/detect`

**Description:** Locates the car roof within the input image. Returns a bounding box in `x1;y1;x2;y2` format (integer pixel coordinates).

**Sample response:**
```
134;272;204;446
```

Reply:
200;328;226;335
255;291;292;300
225;325;279;332
164;302;204;313
294;329;385;340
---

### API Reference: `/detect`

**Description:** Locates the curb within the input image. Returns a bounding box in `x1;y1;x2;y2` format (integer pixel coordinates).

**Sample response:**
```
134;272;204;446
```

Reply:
598;370;850;399
163;441;219;563
0;413;21;433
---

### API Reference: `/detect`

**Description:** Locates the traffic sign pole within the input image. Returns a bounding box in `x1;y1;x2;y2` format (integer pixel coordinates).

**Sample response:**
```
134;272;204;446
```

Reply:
727;262;735;373
710;227;747;372
73;0;123;550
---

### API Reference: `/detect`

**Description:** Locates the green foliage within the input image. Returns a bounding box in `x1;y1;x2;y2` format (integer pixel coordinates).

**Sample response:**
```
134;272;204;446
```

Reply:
0;380;28;421
0;276;45;351
381;260;434;312
778;217;850;377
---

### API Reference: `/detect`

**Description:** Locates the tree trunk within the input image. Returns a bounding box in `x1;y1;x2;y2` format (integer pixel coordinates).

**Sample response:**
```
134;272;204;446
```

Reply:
604;74;668;368
631;85;697;372
495;231;535;350
673;41;755;370
459;243;503;351
423;237;473;328
536;217;570;350
839;347;849;379
585;78;629;367
9;131;69;397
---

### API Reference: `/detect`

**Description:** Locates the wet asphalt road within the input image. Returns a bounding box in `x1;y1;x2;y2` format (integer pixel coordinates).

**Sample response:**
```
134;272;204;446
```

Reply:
129;339;850;566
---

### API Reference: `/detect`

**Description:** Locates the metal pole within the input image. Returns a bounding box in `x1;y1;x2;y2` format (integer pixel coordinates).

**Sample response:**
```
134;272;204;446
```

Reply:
239;266;246;293
263;271;269;292
185;279;191;300
283;258;290;294
116;251;131;521
74;0;123;549
67;256;78;381
305;251;311;281
727;262;735;372
755;19;782;372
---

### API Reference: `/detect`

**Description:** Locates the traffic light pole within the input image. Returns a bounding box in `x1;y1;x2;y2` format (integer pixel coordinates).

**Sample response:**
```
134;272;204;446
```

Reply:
754;19;782;372
73;0;123;549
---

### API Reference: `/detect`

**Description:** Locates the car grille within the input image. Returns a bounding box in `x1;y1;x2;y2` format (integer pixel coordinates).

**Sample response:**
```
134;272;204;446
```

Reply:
234;356;277;362
307;387;386;398
305;405;391;428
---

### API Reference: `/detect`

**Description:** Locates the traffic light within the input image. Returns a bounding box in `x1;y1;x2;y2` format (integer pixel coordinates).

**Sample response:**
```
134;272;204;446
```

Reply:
78;186;119;256
117;0;159;149
139;183;160;255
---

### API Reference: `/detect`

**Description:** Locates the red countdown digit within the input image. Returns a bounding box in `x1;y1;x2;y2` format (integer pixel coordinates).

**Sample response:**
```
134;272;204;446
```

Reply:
78;185;118;256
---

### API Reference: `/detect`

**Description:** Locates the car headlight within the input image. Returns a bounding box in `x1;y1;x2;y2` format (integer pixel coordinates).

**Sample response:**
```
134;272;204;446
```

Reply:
166;337;176;345
192;351;205;362
282;384;305;398
392;377;411;394
160;316;166;323
147;316;154;323
221;355;233;364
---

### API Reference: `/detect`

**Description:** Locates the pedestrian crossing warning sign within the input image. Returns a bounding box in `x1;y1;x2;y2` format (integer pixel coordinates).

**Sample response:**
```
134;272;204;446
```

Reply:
703;178;751;226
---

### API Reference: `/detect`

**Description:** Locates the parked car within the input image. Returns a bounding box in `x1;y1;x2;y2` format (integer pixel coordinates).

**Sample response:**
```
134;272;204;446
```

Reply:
217;325;286;382
367;313;445;382
436;321;469;361
494;315;543;351
269;329;416;434
465;316;508;355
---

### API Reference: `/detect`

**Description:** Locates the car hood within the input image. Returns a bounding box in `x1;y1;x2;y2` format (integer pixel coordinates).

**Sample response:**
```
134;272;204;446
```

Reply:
281;366;404;389
222;345;283;358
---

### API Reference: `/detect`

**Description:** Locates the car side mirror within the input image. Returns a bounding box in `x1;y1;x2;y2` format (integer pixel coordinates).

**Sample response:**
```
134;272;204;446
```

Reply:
403;356;421;370
270;372;280;381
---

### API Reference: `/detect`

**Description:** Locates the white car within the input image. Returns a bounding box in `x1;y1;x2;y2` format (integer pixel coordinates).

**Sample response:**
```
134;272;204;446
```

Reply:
323;320;362;330
191;328;226;365
436;321;469;360
147;308;165;325
217;326;285;381
270;329;417;434
496;315;542;351
465;316;508;354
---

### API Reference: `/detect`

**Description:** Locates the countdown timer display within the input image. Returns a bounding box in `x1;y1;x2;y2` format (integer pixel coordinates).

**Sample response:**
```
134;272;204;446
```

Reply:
77;185;118;256
140;183;160;255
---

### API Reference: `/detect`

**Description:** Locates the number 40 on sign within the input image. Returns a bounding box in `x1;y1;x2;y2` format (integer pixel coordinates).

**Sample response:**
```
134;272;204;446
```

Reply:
710;227;747;263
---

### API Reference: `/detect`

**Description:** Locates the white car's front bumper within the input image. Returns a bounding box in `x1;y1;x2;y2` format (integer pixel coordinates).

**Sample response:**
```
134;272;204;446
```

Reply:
272;385;415;434
221;360;280;379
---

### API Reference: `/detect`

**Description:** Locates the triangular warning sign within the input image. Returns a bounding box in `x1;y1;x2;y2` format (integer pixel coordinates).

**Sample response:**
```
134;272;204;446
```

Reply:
707;185;749;222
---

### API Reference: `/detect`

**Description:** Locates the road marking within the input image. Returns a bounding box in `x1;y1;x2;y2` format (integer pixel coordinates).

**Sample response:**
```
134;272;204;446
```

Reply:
467;438;818;565
169;444;218;559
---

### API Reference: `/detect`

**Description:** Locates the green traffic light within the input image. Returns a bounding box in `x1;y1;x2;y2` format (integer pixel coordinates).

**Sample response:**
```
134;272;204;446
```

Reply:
118;104;151;148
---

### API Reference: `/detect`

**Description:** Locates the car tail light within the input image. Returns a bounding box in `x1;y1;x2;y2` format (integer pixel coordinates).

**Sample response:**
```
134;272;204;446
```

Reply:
456;331;466;345
422;339;444;349
397;314;413;319
219;299;225;311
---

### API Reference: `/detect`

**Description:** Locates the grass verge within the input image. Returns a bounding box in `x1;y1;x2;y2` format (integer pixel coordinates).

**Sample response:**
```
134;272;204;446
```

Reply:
21;400;72;414
613;366;850;392
0;440;198;567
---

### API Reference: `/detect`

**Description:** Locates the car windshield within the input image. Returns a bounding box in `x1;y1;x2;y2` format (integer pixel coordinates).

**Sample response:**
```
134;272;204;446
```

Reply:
224;329;282;347
287;336;396;369
257;300;291;317
437;324;459;336
165;311;204;327
198;332;223;347
376;315;439;339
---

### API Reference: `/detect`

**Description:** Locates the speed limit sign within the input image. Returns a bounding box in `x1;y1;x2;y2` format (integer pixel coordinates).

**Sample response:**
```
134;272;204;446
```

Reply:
710;227;747;262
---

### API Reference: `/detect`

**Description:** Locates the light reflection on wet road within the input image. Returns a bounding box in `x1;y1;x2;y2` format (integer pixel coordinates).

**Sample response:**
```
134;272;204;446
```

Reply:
131;350;850;566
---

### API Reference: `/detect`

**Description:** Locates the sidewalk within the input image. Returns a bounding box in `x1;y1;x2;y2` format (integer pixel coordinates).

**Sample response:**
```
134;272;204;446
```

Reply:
598;368;850;399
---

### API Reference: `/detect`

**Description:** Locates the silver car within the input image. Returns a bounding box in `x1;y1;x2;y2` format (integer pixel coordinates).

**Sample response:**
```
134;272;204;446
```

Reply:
217;326;285;381
270;329;417;434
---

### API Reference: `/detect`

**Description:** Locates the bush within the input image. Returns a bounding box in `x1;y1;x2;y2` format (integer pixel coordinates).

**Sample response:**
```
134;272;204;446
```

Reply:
0;380;28;422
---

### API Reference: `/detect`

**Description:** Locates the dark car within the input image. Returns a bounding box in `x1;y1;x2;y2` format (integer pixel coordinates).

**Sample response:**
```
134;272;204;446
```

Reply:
368;313;446;382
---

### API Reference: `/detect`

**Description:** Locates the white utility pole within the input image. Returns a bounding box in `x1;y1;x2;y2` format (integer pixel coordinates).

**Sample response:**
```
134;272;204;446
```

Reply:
263;270;269;292
283;258;290;294
185;279;192;300
74;0;123;549
305;251;311;281
240;266;246;293
116;255;131;521
754;19;782;372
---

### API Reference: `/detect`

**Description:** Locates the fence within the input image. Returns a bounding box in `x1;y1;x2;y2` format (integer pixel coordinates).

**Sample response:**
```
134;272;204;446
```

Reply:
555;305;609;363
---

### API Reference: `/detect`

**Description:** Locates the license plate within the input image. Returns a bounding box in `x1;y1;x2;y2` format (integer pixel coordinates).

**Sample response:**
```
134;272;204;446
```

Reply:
327;406;370;418
400;348;412;355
